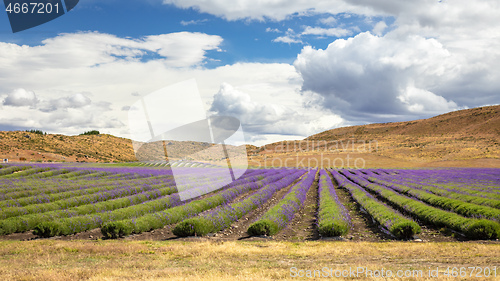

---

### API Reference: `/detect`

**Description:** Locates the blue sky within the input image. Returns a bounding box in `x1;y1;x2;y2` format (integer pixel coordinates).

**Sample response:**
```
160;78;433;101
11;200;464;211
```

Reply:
1;1;382;66
0;0;499;145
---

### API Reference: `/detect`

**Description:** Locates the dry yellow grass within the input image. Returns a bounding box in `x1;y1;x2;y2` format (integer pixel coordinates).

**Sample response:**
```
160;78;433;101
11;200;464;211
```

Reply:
0;131;136;163
0;240;499;280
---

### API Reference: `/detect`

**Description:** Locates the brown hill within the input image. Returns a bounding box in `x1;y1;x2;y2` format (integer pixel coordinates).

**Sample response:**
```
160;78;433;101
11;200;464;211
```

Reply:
0;131;253;164
1;105;498;167
0;131;136;163
308;105;499;139
251;105;500;168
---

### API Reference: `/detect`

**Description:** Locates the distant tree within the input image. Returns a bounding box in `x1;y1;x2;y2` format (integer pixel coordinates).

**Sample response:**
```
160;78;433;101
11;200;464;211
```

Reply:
25;129;46;135
80;130;100;136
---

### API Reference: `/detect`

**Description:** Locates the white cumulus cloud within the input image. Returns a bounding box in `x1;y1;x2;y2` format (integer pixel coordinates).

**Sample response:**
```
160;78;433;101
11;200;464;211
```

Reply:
39;93;92;112
301;26;352;37
0;90;122;135
372;21;387;36
209;83;344;142
397;86;458;114
318;16;337;26
162;0;369;21
273;36;303;44
0;31;223;72
3;0;500;143
3;88;38;107
265;27;282;33
294;32;464;122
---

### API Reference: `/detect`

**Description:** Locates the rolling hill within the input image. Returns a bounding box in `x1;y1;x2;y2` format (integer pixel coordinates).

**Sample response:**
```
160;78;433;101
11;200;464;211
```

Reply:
0;105;498;167
0;132;136;163
0;131;251;165
253;105;500;168
308;104;499;139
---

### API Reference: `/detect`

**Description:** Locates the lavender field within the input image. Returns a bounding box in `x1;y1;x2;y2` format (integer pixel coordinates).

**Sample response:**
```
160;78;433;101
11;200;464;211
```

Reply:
0;163;499;241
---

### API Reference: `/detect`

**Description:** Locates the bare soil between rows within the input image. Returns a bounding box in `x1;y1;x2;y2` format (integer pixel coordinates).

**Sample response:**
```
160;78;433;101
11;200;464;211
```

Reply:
1;171;499;244
2;221;499;244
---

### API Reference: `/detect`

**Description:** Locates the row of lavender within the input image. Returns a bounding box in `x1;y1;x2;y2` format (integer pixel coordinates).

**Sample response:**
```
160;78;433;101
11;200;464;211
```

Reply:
0;164;269;236
1;164;499;240
316;170;351;236
170;167;499;239
362;172;500;221
34;168;275;237
0;164;352;237
331;170;421;238
0;165;176;216
363;169;500;210
0;164;351;239
101;168;302;238
342;169;500;239
245;169;317;236
67;167;500;240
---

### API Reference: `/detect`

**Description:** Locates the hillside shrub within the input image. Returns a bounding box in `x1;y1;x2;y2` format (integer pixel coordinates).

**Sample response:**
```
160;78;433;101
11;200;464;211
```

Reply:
247;219;278;236
33;222;60;238
172;218;211;237
80;130;100;136
101;221;133;239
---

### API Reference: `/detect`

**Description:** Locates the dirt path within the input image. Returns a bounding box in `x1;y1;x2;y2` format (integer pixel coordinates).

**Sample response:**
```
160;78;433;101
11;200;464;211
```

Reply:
214;170;308;240
125;170;308;241
329;170;464;243
272;169;320;241
120;184;265;241
334;184;392;242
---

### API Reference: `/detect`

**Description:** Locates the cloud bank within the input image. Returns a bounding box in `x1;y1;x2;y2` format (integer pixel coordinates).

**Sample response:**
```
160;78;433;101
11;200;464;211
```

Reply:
2;0;500;145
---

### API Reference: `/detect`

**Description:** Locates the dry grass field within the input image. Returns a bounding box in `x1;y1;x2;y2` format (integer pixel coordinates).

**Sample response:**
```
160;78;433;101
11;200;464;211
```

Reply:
1;240;499;281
